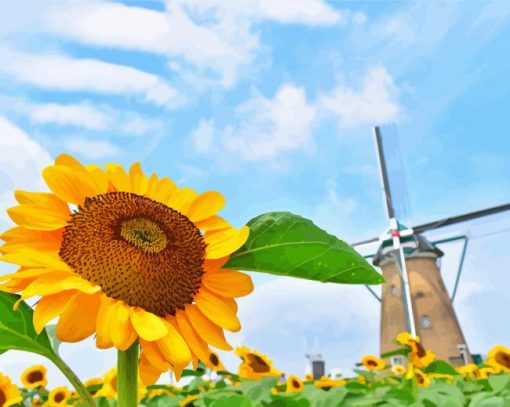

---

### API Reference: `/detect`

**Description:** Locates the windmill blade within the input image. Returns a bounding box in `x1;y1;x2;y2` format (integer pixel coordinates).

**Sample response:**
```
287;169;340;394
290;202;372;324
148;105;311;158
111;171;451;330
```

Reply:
412;203;510;234
351;203;510;247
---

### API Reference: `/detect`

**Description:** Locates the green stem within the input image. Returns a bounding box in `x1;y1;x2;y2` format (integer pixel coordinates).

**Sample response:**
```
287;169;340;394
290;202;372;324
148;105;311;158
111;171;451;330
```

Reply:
48;353;95;407
117;340;139;407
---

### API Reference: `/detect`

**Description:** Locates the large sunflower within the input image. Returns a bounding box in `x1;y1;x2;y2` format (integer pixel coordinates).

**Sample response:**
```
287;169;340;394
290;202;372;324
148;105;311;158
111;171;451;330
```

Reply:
0;154;253;382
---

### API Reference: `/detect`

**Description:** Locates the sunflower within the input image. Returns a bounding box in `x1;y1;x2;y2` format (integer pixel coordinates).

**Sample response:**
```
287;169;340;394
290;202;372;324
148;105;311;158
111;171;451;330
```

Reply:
286;375;304;393
314;377;346;390
361;355;385;371
414;369;430;387
83;378;103;397
47;386;70;406
395;332;435;368
0;373;22;407
477;367;496;379
32;396;43;406
391;364;407;376
0;154;253;381
456;364;478;379
304;373;313;381
486;345;510;373
96;368;146;400
21;365;47;389
235;346;281;380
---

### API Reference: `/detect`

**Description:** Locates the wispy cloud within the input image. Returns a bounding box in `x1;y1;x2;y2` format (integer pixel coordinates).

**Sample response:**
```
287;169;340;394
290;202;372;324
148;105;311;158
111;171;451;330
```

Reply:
0;46;182;108
62;138;122;160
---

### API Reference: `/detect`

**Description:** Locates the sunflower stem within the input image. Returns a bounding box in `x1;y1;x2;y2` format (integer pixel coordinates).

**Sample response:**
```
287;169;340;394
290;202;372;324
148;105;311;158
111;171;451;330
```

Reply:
48;352;95;407
117;340;139;407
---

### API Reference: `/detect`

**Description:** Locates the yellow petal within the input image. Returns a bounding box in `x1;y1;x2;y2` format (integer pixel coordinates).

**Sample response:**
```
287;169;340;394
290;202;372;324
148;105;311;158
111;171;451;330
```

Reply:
203;256;230;272
8;205;69;231
139;356;163;386
55;153;84;170
43;165;105;205
15;190;70;212
129;163;148;195
96;296;114;349
1;250;70;271
140;340;171;372
157;318;191;366
130;308;168;341
166;187;197;214
0;228;63;253
187;191;226;222
109;301;137;351
105;163;130;192
195;215;232;232
56;293;101;342
194;289;241;332
20;272;78;300
184;304;232;351
204;226;249;259
175;310;210;362
0;268;58;284
33;291;76;334
203;270;254;298
147;177;178;204
85;164;109;195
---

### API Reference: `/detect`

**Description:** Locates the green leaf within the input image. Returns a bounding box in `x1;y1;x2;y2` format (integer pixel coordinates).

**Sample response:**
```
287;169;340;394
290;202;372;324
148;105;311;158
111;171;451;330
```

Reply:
0;291;54;357
489;375;510;394
224;212;384;285
425;361;460;376
380;347;411;359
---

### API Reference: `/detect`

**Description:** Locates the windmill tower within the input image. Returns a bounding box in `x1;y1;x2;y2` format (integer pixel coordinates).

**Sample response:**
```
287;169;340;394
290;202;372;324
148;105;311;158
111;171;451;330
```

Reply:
354;125;510;366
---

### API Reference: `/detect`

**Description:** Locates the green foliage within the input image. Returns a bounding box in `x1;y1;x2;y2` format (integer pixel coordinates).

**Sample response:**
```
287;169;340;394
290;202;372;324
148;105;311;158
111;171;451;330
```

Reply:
425;361;460;376
0;292;54;357
224;212;384;285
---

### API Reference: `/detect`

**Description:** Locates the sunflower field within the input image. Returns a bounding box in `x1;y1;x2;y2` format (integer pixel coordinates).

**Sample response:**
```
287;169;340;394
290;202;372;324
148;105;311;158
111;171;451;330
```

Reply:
0;155;509;406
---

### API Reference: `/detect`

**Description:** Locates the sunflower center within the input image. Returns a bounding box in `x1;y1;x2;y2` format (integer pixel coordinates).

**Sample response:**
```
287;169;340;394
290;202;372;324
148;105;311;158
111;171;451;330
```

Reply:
366;360;377;367
292;379;300;388
27;371;44;383
246;354;270;373
496;352;510;369
59;192;206;316
54;392;65;403
0;389;5;406
210;353;219;367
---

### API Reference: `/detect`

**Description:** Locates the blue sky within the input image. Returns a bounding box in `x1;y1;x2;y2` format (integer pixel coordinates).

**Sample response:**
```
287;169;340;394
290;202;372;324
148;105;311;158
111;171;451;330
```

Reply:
0;0;509;386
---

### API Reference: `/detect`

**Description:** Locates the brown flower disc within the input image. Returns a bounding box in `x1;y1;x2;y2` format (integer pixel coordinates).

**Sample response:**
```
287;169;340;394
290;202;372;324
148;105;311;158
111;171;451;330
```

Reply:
59;192;206;316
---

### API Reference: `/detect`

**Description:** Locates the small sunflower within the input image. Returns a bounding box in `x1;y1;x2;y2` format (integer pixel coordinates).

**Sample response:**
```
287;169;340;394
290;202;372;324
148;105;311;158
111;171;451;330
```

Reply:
414;369;430;387
20;365;48;389
314;377;346;390
235;346;281;380
0;154;253;381
83;378;103;397
395;332;435;368
32;396;43;406
0;373;22;407
486;345;510;373
477;367;496;379
391;364;407;376
304;373;313;381
97;368;146;400
361;355;385;371
456;364;478;379
47;386;70;406
429;373;454;383
286;375;304;393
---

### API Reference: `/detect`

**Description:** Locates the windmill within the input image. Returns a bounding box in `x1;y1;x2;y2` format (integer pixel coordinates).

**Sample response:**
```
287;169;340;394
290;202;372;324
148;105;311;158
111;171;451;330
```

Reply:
352;125;510;366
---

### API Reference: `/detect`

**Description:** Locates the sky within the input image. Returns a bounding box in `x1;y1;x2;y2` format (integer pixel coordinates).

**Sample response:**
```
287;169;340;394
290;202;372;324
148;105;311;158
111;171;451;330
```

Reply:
0;0;509;388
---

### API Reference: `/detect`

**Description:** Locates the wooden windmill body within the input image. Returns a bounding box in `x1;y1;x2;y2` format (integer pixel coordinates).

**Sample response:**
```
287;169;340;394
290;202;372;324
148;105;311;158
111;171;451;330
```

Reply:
354;126;510;366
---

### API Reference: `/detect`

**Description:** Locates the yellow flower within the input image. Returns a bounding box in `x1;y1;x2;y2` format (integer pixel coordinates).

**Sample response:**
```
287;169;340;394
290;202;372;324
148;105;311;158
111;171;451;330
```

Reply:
357;375;367;384
414;369;430;387
361;355;385;371
286;375;304;393
0;154;253;381
179;394;199;406
147;387;176;398
97;368;146;400
314;377;346;390
429;373;454;383
32;396;43;406
304;373;313;381
391;364;407;375
83;378;103;397
396;332;435;368
0;372;22;407
456;364;478;379
20;365;48;389
235;346;281;380
47;386;71;406
486;345;510;373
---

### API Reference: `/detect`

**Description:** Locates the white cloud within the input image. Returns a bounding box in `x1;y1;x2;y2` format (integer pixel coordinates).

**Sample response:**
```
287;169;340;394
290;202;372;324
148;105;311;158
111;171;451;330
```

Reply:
191;119;215;153
0;46;181;108
256;0;342;25
63;138;122;160
223;276;379;376
0;116;52;223
30;102;109;130
319;67;401;128
222;84;318;160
